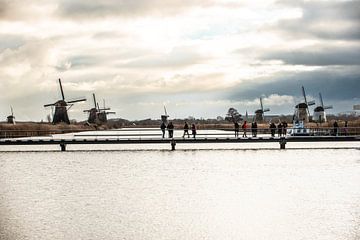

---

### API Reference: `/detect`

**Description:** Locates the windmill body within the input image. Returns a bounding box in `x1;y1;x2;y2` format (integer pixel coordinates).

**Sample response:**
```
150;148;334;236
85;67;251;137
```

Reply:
293;86;315;123
44;79;86;124
7;106;16;124
313;93;332;123
254;97;270;122
84;93;114;124
84;93;99;124
97;99;115;124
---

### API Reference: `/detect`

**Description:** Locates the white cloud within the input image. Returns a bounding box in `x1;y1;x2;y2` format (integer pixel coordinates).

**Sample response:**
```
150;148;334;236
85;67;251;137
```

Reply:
0;0;358;120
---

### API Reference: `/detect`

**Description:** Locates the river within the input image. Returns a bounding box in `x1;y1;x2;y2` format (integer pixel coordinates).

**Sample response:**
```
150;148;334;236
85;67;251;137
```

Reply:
0;136;359;240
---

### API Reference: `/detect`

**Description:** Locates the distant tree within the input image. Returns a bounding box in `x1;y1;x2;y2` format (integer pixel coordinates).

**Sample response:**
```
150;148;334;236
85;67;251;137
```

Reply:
216;116;224;121
225;107;242;123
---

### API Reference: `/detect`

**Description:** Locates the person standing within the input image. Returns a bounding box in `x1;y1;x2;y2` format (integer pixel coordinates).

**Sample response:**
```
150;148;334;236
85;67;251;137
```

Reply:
254;121;258;137
333;121;339;136
270;122;276;137
160;122;167;138
168;121;174;138
251;122;255;137
234;121;240;138
344;121;348;136
242;121;247;137
277;122;283;137
182;121;190;138
191;124;197;139
282;121;288;136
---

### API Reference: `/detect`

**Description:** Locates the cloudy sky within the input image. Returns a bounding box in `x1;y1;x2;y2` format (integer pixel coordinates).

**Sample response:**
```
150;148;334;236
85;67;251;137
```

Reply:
0;0;359;121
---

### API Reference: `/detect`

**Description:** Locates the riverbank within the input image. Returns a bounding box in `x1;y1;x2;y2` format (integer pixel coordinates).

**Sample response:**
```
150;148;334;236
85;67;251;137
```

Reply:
0;122;95;138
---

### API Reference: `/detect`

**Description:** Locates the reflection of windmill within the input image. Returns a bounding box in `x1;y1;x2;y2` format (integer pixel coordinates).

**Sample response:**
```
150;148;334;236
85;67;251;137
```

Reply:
7;106;16;124
161;106;169;123
44;79;86;124
294;86;315;122
254;97;270;122
84;93;115;124
313;93;333;123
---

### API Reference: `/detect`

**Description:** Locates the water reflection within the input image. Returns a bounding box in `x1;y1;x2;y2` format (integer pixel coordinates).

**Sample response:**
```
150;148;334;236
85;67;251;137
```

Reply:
0;148;359;240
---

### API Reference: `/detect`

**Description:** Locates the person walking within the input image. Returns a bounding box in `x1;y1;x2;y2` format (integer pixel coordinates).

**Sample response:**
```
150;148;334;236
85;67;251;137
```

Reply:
160;122;167;138
242;121;247;137
191;124;197;139
234;121;240;138
182;121;190;138
168;121;174;138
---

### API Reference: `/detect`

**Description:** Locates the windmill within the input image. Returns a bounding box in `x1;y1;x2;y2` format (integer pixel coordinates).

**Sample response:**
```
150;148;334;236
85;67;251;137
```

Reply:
84;93;115;124
161;105;169;123
97;99;115;123
44;78;86;124
7;106;15;124
313;93;333;123
254;97;270;122
293;86;315;122
83;93;99;124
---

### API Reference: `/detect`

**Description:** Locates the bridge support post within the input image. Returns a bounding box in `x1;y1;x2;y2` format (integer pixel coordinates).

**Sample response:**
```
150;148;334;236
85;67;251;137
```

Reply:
60;143;67;152
171;139;176;151
279;138;286;149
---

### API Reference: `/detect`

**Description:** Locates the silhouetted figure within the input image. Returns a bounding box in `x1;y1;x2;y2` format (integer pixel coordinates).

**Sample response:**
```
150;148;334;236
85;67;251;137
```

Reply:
191;124;197;139
282;121;288;136
183;121;190;138
234;122;240;138
168;122;174;138
277;122;283;137
242;121;247;137
344;121;348;136
333;121;339;136
252;121;258;137
270;122;276;137
160;122;166;138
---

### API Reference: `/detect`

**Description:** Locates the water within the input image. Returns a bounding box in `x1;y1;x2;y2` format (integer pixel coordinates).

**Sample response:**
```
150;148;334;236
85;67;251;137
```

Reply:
1;145;360;239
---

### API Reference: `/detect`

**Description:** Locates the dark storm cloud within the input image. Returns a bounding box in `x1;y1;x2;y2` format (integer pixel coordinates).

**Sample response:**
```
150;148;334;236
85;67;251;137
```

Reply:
262;45;360;66
58;0;214;18
275;0;360;40
228;70;360;101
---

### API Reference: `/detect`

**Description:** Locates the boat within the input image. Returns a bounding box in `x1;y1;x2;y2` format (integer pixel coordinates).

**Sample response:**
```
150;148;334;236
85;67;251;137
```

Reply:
287;120;310;136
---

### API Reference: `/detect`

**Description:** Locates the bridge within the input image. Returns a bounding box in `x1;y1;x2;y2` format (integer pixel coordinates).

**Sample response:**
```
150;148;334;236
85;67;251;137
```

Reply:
0;128;359;151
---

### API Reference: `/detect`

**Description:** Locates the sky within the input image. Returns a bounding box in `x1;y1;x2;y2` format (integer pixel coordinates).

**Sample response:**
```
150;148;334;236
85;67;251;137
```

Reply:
0;0;359;121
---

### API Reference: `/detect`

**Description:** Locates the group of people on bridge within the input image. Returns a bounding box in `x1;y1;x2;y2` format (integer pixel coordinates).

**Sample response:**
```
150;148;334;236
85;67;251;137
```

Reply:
234;121;258;138
269;122;288;137
234;121;288;138
160;121;197;139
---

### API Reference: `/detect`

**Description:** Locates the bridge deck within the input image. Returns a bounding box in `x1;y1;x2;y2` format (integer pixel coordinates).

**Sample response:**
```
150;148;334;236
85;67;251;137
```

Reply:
0;136;359;146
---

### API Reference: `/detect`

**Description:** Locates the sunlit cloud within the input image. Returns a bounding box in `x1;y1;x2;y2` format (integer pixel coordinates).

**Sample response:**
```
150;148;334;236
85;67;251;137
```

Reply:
0;0;359;120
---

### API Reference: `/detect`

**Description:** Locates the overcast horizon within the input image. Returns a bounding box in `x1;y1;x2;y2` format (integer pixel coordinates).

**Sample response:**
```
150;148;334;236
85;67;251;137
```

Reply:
0;0;359;122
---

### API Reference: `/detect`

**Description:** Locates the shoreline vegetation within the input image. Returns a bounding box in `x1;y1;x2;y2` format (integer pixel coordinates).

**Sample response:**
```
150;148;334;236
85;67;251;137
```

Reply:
1;114;359;138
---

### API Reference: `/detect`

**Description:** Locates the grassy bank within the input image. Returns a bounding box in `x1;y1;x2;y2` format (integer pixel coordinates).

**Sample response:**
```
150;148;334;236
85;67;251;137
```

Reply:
0;122;95;138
